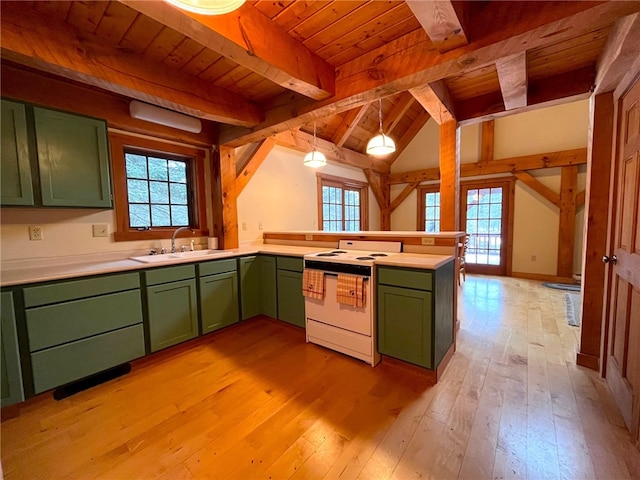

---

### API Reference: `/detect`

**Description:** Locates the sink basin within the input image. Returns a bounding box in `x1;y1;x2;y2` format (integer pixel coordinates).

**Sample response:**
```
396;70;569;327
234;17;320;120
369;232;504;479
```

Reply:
130;249;233;263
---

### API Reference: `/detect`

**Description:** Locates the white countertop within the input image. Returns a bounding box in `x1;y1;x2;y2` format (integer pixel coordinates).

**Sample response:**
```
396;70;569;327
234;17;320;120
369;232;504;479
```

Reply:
0;244;454;287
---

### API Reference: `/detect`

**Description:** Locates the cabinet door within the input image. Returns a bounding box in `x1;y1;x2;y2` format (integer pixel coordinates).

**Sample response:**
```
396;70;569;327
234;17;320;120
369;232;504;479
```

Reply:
1;291;25;407
1;100;34;206
277;270;305;327
260;256;277;318
377;285;433;368
147;279;198;352
34;107;112;208
239;256;261;320
200;271;239;334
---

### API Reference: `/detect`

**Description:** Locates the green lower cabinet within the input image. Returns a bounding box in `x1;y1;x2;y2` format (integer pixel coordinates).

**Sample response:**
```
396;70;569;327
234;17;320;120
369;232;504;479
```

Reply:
277;269;305;327
1;291;25;406
147;278;198;352
199;271;239;334
238;255;277;320
377;284;433;368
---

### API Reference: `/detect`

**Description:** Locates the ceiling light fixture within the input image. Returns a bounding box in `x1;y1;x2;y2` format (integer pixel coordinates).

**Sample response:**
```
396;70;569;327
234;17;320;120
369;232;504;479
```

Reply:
164;0;245;15
129;101;202;133
366;98;396;157
303;122;327;168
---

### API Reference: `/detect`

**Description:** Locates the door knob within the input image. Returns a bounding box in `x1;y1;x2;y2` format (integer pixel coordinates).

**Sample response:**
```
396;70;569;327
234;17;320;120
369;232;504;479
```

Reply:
602;255;618;265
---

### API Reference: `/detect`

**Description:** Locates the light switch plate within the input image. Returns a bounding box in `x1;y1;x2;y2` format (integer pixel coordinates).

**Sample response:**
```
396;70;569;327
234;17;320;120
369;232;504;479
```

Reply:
92;224;108;237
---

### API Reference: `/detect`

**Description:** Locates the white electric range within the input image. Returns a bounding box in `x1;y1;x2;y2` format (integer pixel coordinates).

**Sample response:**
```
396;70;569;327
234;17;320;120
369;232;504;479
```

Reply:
303;240;402;366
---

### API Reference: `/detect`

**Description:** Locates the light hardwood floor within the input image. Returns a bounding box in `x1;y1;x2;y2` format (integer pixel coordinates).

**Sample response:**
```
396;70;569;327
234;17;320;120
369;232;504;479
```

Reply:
2;275;639;479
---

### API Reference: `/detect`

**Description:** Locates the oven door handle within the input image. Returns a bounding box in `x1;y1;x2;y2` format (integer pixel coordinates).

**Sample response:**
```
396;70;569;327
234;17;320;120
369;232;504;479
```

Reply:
321;272;369;281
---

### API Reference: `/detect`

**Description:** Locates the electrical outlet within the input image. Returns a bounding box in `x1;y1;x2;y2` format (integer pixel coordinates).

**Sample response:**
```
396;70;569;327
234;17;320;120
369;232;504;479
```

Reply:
258;222;263;230
29;225;43;241
92;224;108;237
242;222;247;231
421;237;435;246
531;255;537;262
305;234;313;241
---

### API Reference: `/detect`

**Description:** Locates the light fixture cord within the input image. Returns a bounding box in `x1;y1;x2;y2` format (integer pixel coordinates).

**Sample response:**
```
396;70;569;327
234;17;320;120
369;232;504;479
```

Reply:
378;98;384;134
313;121;318;152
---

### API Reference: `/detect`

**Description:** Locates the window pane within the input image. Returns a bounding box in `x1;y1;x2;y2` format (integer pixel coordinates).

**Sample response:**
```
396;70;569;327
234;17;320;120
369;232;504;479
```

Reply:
151;205;171;226
127;179;149;203
148;158;168;181
168;160;187;183
171;205;189;226
322;186;329;203
478;219;489;233
125;154;147;179
479;188;491;203
490;188;503;203
489;219;501;233
170;183;188;205
129;204;150;227
150;181;169;204
490;203;502;218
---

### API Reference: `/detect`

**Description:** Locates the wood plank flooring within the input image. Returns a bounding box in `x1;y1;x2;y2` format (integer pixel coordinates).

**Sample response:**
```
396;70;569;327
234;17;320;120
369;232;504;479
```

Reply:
2;275;639;479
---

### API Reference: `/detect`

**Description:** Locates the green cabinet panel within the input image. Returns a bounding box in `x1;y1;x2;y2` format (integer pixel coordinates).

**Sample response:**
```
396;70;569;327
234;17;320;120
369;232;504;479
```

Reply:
145;264;195;286
276;269;305;327
31;324;145;394
260;256;277;318
276;256;303;272
377;268;432;291
199;271;239;334
377;284;433;368
238;255;276;320
26;290;143;351
147;278;198;352
1;291;25;407
1;99;34;206
23;272;140;307
199;258;236;277
33;106;111;208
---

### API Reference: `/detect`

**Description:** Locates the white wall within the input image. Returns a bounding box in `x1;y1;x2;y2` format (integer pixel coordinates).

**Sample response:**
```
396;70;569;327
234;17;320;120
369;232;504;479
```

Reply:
237;144;380;243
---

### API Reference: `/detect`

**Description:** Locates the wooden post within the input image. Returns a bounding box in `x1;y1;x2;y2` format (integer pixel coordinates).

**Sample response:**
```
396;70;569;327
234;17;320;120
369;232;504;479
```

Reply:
439;120;460;231
557;165;578;280
213;146;239;249
481;120;495;162
577;92;614;371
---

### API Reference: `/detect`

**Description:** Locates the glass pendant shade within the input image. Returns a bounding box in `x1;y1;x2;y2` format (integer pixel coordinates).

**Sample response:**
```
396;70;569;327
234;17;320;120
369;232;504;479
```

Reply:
366;133;396;156
303;150;327;168
164;0;245;15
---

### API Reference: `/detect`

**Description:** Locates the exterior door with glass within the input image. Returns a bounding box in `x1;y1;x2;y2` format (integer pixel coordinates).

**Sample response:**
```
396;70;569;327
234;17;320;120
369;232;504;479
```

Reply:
461;179;512;276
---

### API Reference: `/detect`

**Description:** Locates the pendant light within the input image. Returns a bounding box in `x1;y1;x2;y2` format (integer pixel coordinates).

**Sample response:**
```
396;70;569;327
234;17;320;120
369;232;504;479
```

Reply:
164;0;245;15
366;99;396;157
304;122;327;168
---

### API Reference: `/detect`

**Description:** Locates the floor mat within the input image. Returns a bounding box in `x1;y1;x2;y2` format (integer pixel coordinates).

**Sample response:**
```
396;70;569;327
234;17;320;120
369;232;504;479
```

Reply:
543;281;581;292
565;292;581;327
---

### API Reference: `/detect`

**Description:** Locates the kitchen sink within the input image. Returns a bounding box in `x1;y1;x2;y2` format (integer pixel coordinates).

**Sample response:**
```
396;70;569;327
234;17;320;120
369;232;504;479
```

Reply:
130;249;234;263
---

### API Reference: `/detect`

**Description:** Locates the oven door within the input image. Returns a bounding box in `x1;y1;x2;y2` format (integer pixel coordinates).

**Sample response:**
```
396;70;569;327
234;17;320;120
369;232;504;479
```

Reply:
304;273;371;335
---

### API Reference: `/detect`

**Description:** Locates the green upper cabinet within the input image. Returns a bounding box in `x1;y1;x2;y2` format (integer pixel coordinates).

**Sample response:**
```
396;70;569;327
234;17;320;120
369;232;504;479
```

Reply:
33;107;111;207
1;100;34;206
1;291;25;407
238;255;277;320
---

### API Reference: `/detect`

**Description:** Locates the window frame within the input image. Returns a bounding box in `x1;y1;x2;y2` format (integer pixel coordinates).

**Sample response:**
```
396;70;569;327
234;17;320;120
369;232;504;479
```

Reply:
417;184;441;232
316;173;369;231
110;133;209;242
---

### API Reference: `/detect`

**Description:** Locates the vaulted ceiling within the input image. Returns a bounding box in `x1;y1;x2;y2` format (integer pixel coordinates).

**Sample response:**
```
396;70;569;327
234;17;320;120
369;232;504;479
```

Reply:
2;1;639;172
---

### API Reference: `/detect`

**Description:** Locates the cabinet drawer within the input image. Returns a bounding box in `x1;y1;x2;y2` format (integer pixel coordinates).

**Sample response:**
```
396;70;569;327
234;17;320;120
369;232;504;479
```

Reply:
24;273;140;307
377;267;432;291
277;256;303;272
199;258;236;277
145;265;195;286
31;324;145;394
26;290;143;351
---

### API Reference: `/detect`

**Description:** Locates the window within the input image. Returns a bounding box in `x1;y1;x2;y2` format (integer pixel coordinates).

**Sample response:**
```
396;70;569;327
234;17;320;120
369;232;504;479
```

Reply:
110;133;209;241
317;173;368;231
417;186;440;232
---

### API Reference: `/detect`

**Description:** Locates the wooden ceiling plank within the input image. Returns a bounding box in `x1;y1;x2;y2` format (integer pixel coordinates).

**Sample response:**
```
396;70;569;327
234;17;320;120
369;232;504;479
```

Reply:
386;93;415;135
406;0;469;52
119;0;335;101
94;2;139;45
513;171;560;207
0;4;261;127
481;120;495;162
410;80;455;124
594;13;640;94
390;182;420;213
274;130;390;173
332;105;369;148
236;137;277;195
222;1;640;146
496;52;528;110
388;148;587;184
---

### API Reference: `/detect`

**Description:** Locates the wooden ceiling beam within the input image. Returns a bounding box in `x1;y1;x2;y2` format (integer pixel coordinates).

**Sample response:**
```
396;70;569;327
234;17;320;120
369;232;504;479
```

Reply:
390;182;420;213
388;148;587;184
274;130;390;174
119;1;335;101
410;81;456;124
481;120;495;162
513;171;560;207
236;137;277;195
496;52;528;110
386;93;415;135
332;105;369;147
594;13;640;94
406;0;469;52
0;4;261;128
221;1;639;146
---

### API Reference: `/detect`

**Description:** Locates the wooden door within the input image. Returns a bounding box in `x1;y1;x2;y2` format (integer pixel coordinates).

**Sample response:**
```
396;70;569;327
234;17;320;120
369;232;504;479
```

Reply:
606;76;640;443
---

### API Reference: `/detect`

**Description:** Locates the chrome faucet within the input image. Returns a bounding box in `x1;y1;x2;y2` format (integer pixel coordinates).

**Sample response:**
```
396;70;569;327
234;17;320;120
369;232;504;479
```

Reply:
171;226;193;253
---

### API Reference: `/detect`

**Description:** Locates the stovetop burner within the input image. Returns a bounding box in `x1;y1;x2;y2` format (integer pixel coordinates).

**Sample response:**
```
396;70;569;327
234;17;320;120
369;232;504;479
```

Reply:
316;252;339;257
332;250;347;253
369;253;388;257
356;256;375;261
